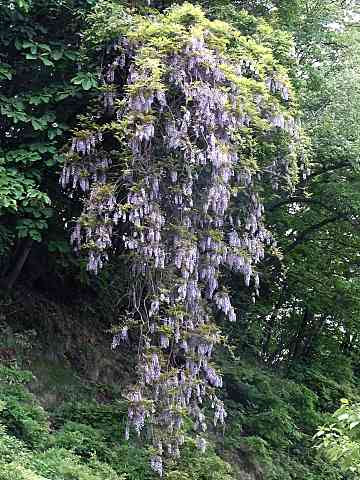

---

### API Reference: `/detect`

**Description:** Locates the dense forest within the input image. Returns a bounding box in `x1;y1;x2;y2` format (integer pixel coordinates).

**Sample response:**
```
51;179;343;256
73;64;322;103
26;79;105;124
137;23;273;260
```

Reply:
2;0;360;478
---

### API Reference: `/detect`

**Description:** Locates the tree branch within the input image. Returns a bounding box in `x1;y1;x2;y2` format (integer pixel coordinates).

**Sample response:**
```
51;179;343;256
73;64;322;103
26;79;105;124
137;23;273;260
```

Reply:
284;215;345;253
267;196;334;212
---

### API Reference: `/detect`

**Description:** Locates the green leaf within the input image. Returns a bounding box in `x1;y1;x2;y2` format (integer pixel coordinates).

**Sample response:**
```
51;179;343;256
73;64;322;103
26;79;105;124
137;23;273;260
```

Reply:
82;79;92;90
22;40;34;49
31;118;44;130
40;56;55;67
64;50;79;61
0;64;13;80
47;129;57;140
350;421;360;430
51;49;63;60
14;39;23;50
38;43;51;52
25;53;38;60
71;72;98;91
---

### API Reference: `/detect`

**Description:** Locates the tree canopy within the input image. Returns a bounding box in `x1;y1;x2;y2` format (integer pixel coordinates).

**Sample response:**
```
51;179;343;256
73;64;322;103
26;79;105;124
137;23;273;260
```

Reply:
2;0;360;479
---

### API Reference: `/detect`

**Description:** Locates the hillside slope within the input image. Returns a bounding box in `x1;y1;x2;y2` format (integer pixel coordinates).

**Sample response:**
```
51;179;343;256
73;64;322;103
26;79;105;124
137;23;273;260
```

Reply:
0;289;352;480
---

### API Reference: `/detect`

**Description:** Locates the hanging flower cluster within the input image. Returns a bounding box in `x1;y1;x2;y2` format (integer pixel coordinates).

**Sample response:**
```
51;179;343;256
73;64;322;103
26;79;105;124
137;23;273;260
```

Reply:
61;3;303;475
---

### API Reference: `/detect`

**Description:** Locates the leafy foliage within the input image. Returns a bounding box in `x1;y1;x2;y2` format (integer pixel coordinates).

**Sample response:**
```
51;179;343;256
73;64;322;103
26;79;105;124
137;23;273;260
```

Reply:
0;364;236;480
0;0;95;286
2;0;360;479
315;399;360;476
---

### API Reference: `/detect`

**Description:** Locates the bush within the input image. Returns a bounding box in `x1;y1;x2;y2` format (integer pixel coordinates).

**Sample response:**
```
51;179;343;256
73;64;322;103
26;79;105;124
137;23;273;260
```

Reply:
29;448;122;480
52;421;110;459
0;425;30;464
0;464;47;480
0;384;49;448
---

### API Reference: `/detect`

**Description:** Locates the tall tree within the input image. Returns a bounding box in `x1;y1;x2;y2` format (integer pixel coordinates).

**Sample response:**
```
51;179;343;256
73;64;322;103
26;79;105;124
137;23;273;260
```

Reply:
0;0;93;289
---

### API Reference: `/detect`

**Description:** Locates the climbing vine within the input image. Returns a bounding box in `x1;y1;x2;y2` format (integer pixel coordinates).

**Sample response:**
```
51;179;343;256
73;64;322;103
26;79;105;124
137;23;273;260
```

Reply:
60;2;304;474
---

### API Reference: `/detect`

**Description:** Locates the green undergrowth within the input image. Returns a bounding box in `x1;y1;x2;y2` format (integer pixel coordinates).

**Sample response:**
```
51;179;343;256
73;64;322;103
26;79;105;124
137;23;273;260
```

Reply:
0;320;355;480
0;357;354;480
0;363;235;480
218;356;355;479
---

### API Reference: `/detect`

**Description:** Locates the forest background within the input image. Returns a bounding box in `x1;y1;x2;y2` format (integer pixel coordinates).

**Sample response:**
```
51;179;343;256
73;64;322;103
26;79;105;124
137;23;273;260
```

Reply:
1;0;360;479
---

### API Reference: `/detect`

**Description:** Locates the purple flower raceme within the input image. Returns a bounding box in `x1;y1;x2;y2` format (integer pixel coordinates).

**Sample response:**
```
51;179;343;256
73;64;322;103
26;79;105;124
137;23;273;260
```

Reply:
60;6;303;474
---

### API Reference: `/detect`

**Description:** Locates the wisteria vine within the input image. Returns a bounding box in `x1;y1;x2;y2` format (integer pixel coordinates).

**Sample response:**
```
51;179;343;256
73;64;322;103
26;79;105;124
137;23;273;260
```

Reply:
60;3;303;475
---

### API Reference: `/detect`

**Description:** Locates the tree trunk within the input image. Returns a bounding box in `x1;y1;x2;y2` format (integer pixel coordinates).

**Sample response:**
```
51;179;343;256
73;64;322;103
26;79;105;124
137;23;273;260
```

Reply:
0;238;33;290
